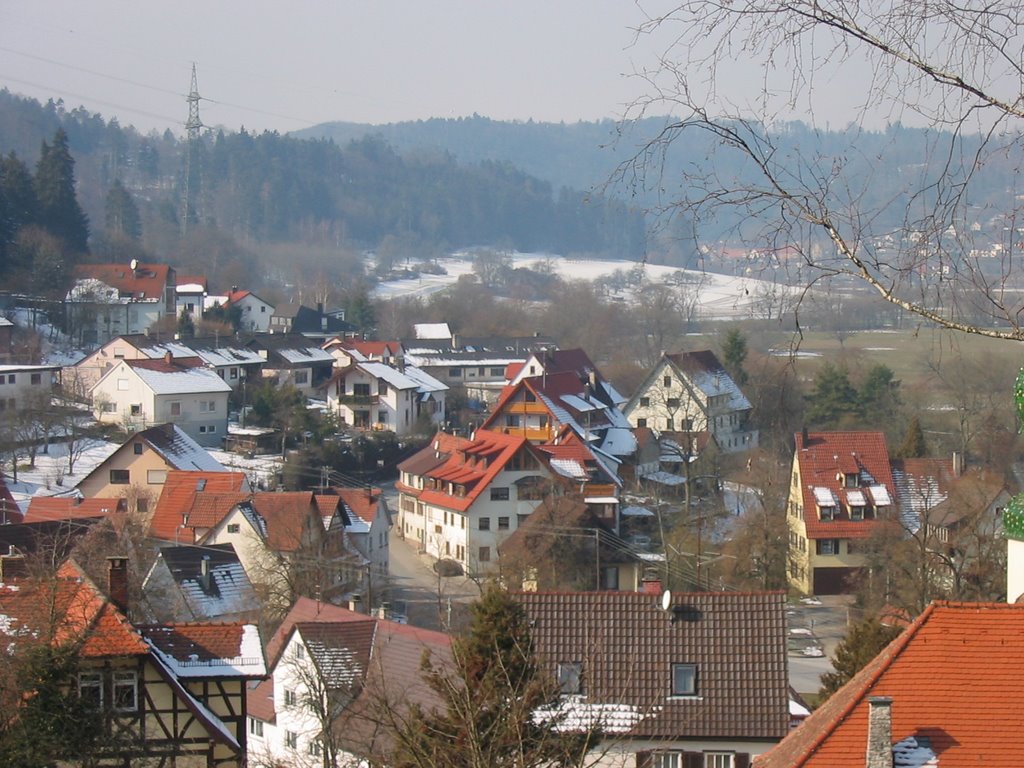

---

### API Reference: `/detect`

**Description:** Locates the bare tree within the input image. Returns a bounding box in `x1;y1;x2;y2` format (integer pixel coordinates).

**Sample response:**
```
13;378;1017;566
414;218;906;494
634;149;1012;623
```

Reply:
624;0;1024;339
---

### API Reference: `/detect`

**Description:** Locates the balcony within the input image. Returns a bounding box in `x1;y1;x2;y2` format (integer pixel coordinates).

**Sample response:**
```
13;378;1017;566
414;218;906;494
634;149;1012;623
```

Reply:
337;393;379;406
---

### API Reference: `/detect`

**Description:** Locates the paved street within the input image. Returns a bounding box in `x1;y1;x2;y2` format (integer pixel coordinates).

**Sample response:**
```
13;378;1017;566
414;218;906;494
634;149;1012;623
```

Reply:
786;596;854;699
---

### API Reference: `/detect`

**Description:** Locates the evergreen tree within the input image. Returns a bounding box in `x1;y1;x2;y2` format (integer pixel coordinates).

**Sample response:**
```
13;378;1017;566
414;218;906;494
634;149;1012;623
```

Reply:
391;583;593;768
819;617;901;700
0;152;38;275
721;327;749;386
176;308;195;340
34;128;89;253
859;364;900;421
805;362;860;429
104;178;141;239
896;415;927;458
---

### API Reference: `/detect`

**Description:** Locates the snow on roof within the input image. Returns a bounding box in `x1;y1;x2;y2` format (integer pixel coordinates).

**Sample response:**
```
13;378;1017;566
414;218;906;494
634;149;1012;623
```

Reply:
813;486;838;506
846;488;867;506
147;624;266;679
560;394;601;413
639;470;688;487
0;364;61;373
360;361;421;390
621;505;655;517
550;458;588;480
869;484;893;506
275;347;335;364
132;365;232;395
0;318;12;327
598;427;637;457
534;695;660;734
176;283;206;293
413;322;452;339
148;424;227;472
400;365;448;393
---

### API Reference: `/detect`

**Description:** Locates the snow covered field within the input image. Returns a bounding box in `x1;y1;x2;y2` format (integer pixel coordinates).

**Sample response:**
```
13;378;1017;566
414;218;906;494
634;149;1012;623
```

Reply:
372;253;796;320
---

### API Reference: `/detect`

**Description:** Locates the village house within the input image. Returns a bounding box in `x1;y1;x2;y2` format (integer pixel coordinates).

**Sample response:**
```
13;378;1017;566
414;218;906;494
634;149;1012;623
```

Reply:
21;496;126;525
174;273;208;321
401;326;557;405
245;333;336;395
624;350;758;455
146;469;250;543
335;486;392;597
0;317;13;364
396;429;554;572
75;423;227;512
206;288;275;333
0;363;60;415
0;558;265;767
324;358;447;435
268;302;357;340
66;260;177;347
247;597;451;767
786;431;896;595
142;542;261;623
72;334;265;392
518;590;794;767
90;354;231;448
322;338;404;368
755;600;1024;767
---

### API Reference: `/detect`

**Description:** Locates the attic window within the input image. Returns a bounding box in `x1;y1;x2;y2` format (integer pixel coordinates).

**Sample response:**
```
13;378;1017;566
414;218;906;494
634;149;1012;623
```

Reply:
196;479;207;491
670;663;698;696
557;661;583;695
819;505;836;521
844;473;858;488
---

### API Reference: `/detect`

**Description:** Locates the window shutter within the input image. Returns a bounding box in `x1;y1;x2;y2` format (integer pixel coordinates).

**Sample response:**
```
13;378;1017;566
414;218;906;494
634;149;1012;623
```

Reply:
635;751;653;768
683;752;703;768
735;754;751;768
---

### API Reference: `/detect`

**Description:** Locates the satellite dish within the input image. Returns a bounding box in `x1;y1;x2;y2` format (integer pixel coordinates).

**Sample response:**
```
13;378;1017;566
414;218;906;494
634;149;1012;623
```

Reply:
661;589;673;612
130;258;139;271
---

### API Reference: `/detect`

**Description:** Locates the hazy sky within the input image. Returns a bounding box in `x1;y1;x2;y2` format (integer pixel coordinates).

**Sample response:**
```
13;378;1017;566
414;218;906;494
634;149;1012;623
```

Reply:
0;1;679;136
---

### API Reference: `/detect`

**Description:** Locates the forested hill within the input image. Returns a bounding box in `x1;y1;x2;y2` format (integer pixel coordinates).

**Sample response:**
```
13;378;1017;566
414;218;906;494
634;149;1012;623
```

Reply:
0;90;646;259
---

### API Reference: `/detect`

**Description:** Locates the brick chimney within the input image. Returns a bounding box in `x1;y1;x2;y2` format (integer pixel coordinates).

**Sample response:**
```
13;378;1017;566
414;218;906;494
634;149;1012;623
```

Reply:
865;696;894;768
107;557;130;614
164;350;173;365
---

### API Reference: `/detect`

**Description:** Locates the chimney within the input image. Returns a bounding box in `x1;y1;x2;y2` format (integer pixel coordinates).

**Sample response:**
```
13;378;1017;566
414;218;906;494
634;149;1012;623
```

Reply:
107;557;130;614
952;451;964;478
641;577;662;595
164;350;173;365
865;696;894;768
451;333;461;350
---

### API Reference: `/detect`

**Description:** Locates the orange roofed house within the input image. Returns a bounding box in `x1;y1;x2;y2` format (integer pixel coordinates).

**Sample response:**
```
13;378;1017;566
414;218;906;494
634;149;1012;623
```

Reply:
0;558;265;766
787;431;897;595
397;429;555;573
66;261;177;347
756;601;1024;767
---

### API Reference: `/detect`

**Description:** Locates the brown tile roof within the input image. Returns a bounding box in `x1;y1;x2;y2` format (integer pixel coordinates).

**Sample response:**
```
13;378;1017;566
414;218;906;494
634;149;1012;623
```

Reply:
24;496;126;523
755;601;1024;767
138;622;256;669
794;431;896;540
73;262;173;300
128;355;205;373
149;471;249;541
335;487;383;526
248;492;320;552
516;590;791;740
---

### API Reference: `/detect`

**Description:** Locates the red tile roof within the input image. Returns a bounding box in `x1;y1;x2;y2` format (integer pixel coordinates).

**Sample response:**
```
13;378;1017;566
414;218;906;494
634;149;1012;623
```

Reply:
756;601;1024;767
150;471;249;541
24;496;126;523
409;429;538;513
138;622;252;667
73;263;173;300
128;355;204;373
335;487;383;525
340;340;401;358
249;492;321;552
794;431;895;540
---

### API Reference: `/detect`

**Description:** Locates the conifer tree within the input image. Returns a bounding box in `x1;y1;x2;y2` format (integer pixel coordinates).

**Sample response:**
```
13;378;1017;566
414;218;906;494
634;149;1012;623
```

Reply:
391;583;594;768
0;152;37;274
34;128;89;253
104;178;141;240
819;617;901;700
896;416;927;459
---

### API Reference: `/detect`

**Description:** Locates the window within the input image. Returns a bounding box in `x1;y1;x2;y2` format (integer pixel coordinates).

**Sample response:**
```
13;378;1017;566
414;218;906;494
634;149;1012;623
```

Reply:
663;375;672;387
705;754;735;768
665;418;674;431
293;643;305;660
78;671;103;707
640;396;650;407
307;740;322;757
490;487;510;501
112;670;138;711
199;425;217;434
227;523;240;533
845;473;858;488
817;539;840;555
137;498;149;513
505;414;521;428
30;373;41;385
285;731;298;749
284;688;297;707
249;718;264;737
652;753;681;768
819;505;836;521
117;378;129;391
133;442;144;455
110;469;130;485
524;390;537;402
490;367;504;376
557;661;583;694
479;517;491;531
497;516;510;530
448;368;462;378
601;566;620;590
850;505;865;521
671;663;698;696
637;418;647;428
130;404;141;416
5;374;12;384
230;367;239;379
147;469;167;484
294;370;309;385
101;402;116;413
199;400;215;412
478;546;491;562
377;411;388;424
378;381;388;395
667;397;680;408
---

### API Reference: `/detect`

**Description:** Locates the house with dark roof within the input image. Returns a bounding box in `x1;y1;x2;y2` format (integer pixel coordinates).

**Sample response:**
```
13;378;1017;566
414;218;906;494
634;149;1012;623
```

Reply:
400;330;557;405
66;261;177;346
245;333;336;394
0;558;265;767
396;429;555;573
324;358;447;435
787;431;897;595
200;492;361;612
624;350;758;456
755;601;1024;768
247;596;451;767
142;542;261;623
90;354;232;447
76;424;226;513
268;303;357;340
517;590;793;766
335;486;392;588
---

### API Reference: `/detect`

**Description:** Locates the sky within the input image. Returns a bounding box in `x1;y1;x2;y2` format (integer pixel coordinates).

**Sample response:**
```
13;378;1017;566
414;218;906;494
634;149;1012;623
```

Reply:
0;1;678;136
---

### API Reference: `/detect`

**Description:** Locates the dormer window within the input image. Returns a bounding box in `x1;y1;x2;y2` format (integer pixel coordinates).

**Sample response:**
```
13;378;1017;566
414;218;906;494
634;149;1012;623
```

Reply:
557;661;583;695
844;473;858;488
819;505;836;521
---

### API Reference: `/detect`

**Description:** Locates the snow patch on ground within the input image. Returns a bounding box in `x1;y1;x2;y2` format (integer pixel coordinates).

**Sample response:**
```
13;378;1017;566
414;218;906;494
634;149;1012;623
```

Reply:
6;439;121;510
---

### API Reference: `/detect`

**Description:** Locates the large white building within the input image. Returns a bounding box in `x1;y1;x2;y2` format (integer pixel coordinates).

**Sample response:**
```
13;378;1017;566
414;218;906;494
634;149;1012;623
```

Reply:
325;360;447;435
